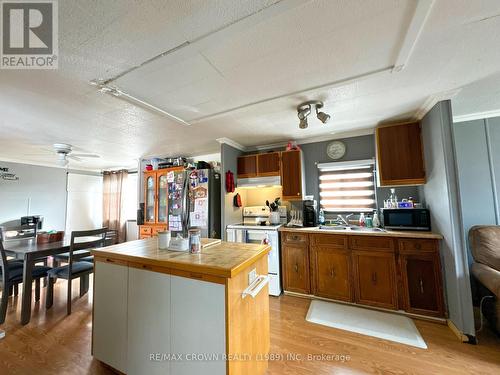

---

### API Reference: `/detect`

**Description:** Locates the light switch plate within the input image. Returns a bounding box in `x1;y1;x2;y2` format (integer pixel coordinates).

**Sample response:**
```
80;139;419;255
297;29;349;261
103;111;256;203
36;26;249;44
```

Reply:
248;268;257;286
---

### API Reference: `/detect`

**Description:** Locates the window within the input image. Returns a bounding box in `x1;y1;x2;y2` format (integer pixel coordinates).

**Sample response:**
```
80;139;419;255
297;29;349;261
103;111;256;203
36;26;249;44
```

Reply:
318;159;376;213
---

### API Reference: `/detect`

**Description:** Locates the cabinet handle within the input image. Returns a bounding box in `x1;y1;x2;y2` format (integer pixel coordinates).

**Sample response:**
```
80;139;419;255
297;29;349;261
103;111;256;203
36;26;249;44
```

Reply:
106;258;115;263
415;243;421;250
330;268;336;278
294;263;299;273
419;278;424;294
371;272;377;285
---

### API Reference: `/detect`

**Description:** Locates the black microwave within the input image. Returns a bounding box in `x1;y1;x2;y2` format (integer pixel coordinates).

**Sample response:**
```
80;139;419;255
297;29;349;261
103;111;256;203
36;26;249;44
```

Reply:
382;209;431;231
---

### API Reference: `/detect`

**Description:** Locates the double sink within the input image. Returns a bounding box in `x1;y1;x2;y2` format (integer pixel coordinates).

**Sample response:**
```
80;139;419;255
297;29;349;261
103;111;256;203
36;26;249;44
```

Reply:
318;225;386;233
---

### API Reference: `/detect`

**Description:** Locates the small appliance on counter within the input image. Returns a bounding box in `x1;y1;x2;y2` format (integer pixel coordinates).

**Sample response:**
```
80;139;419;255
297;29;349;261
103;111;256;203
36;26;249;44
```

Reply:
302;196;317;227
382;208;431;231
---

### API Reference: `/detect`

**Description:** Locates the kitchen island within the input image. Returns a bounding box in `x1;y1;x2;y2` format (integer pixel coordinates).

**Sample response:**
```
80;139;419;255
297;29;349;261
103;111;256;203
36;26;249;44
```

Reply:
91;238;270;375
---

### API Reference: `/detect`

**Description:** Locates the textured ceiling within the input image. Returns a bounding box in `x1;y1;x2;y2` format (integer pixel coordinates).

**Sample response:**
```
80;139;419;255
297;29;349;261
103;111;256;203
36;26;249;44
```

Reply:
1;0;500;170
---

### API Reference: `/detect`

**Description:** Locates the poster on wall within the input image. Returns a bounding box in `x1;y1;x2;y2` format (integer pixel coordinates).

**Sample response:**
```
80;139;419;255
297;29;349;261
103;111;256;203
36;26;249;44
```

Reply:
0;167;19;181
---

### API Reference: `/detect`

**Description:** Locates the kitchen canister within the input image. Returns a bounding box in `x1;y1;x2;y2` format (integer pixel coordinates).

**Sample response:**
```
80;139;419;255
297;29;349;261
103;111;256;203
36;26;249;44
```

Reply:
188;228;201;254
158;230;171;249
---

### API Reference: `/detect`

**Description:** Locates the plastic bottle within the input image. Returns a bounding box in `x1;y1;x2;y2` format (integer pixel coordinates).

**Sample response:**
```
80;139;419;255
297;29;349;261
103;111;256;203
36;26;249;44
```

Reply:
359;213;366;227
365;215;373;228
318;208;325;225
373;211;380;228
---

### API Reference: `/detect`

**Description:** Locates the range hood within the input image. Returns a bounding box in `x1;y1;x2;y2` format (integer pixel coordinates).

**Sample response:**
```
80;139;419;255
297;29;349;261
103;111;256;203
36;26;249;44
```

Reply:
237;176;281;188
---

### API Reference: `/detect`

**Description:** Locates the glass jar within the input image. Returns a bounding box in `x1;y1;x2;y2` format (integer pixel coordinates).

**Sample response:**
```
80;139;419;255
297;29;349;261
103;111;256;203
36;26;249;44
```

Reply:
188;228;201;254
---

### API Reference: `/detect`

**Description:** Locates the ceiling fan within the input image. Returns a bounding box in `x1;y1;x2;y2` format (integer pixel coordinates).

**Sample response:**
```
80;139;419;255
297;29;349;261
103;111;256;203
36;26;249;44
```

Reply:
52;143;100;166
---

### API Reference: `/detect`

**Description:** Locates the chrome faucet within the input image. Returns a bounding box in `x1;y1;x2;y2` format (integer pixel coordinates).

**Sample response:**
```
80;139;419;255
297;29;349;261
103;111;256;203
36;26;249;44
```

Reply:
337;214;354;226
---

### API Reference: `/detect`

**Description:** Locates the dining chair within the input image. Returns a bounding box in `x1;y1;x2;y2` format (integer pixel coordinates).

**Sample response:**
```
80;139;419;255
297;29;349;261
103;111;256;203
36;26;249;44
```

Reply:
53;229;118;266
0;242;52;324
46;228;107;315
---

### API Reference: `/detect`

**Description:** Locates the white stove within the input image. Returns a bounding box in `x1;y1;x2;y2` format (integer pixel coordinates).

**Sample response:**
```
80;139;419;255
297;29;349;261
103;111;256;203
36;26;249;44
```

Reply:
226;206;287;296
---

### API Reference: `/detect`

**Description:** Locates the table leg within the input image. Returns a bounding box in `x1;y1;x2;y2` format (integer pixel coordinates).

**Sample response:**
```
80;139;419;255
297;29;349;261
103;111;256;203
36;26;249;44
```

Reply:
21;256;34;325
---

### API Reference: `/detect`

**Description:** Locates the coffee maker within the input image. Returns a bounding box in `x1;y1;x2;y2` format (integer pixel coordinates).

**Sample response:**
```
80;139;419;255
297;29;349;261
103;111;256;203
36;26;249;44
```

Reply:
303;197;317;227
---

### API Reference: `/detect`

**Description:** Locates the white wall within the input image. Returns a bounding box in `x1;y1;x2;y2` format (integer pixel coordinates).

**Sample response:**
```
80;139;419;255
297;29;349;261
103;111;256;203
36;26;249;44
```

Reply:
0;160;67;230
65;172;103;233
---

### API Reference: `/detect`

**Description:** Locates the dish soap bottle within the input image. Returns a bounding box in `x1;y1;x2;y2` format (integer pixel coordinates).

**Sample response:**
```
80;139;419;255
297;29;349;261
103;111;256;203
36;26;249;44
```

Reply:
318;208;325;225
359;213;366;227
373;210;380;228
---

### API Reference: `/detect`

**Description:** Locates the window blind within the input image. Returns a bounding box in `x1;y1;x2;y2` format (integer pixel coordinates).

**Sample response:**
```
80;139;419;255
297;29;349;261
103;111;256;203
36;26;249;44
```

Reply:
318;161;375;212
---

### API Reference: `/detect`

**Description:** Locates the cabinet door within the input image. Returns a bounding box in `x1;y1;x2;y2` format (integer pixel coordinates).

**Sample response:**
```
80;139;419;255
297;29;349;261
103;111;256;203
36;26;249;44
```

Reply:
281;150;303;200
171;276;226;375
127;267;171;375
257;152;281;176
93;260;128;373
312;246;352;302
352;251;397;309
376;121;426;186
237;155;257;178
282;243;310;294
144;172;156;224
400;253;445;317
156;172;169;224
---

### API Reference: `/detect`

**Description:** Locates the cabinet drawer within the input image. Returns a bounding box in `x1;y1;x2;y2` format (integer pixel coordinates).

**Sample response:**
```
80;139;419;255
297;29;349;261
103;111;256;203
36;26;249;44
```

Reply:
140;234;152;239
349;235;394;252
152;226;167;236
140;226;152;235
311;234;347;249
282;232;308;244
399;239;438;253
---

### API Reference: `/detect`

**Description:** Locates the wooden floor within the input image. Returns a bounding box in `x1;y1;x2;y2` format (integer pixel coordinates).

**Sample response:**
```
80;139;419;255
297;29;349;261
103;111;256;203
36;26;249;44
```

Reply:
0;279;499;375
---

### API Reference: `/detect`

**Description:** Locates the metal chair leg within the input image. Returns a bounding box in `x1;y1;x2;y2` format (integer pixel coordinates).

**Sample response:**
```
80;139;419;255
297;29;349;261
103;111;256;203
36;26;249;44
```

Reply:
14;284;19;296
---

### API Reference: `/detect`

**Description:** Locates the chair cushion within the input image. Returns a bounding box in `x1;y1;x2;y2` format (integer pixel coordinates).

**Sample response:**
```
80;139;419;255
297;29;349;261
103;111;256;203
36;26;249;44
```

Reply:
7;266;52;283
79;255;94;263
0;260;25;275
54;250;91;260
469;226;500;271
48;261;93;279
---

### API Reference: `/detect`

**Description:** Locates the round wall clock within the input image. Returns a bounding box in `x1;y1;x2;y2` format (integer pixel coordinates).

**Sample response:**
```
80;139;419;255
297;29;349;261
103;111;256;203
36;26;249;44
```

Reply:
327;141;346;160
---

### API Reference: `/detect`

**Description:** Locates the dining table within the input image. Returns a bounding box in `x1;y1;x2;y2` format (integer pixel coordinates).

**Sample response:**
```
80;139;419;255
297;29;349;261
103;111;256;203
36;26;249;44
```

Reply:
3;237;88;325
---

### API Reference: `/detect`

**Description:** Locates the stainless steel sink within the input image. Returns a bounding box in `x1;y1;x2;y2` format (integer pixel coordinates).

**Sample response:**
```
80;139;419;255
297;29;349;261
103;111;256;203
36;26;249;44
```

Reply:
318;225;386;232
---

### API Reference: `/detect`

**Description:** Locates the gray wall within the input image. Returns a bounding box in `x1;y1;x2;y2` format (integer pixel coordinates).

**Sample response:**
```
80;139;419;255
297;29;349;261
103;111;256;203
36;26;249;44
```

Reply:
299;135;421;214
220;143;245;239
421;101;475;336
454;117;500;265
0;161;67;231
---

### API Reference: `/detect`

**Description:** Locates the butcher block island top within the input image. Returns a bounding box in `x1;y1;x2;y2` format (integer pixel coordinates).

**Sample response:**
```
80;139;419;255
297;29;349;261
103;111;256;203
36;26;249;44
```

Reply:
279;226;443;240
91;238;271;375
91;237;270;279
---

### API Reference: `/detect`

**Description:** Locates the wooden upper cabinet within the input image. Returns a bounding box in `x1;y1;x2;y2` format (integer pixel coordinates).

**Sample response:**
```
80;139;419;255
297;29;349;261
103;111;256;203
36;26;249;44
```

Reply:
257;152;281;176
281;150;303;200
376;121;426;186
144;171;157;224
237;155;258;178
352;250;398;310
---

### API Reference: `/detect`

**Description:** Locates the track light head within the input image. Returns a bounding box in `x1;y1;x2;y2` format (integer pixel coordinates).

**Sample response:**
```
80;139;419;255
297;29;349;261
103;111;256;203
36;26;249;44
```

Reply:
317;111;331;124
299;117;308;129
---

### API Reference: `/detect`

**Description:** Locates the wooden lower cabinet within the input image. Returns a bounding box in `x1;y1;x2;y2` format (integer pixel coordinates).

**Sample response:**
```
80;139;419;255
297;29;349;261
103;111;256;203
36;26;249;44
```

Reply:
281;231;445;318
139;224;166;239
400;252;445;317
352;250;398;310
311;246;352;302
282;241;310;294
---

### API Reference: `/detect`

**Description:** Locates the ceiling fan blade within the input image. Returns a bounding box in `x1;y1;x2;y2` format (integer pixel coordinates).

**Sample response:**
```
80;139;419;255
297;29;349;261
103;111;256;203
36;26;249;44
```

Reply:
67;155;83;162
71;153;100;158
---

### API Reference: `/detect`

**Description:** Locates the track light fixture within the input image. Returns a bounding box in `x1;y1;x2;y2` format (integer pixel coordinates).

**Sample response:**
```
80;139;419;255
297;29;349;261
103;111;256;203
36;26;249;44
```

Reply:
296;100;331;129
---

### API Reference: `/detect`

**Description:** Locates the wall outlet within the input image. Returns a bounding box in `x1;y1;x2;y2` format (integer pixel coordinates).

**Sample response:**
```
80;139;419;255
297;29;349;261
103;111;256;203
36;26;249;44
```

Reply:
248;268;257;286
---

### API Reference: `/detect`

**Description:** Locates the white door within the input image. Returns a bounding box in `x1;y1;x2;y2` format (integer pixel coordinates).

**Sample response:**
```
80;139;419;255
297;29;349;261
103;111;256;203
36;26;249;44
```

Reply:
127;267;171;375
93;261;128;373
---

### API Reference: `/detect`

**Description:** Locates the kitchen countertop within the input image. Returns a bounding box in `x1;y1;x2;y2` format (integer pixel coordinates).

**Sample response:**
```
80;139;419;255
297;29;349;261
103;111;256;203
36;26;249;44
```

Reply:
279;226;443;240
91;237;270;278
